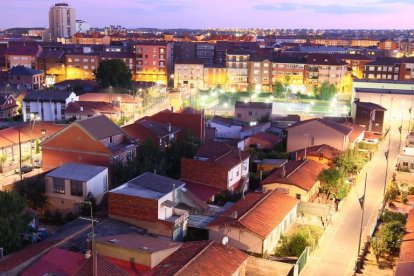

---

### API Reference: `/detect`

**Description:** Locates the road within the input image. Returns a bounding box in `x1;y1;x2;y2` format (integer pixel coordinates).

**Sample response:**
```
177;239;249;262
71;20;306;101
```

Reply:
301;126;401;276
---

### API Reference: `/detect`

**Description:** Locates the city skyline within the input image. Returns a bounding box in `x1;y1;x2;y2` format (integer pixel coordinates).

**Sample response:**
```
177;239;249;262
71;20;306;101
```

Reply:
1;0;414;29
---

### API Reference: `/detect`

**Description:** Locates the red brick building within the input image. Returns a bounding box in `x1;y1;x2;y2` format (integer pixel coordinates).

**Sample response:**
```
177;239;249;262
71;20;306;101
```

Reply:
181;142;250;201
41;115;137;171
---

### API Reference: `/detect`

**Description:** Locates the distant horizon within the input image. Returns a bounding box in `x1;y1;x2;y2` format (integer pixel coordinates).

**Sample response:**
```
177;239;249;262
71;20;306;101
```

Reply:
1;0;414;30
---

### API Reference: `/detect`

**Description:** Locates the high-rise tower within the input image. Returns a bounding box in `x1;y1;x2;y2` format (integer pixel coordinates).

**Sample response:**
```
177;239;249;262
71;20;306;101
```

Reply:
49;3;76;41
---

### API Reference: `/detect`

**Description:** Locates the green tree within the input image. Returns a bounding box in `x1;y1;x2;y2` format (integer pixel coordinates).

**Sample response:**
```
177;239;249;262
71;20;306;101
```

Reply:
0;191;31;254
333;149;366;176
273;81;285;98
165;132;202;179
318;81;336;100
372;220;405;263
318;168;345;199
275;225;323;257
94;59;132;88
14;175;47;211
284;75;291;93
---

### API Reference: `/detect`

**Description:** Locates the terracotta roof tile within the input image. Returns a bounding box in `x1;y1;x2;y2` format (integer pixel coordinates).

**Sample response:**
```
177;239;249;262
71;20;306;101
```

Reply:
290;144;342;161
152;241;248;276
208;190;299;238
76;115;125;140
75;254;129;276
21;248;86;276
262;159;328;191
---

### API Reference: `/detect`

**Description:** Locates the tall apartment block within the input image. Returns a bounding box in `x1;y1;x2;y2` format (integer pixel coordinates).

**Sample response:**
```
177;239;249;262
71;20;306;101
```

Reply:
49;3;76;42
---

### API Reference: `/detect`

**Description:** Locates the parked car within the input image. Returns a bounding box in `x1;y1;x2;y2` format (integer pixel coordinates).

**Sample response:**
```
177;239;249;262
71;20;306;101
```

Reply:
15;165;33;174
33;160;42;168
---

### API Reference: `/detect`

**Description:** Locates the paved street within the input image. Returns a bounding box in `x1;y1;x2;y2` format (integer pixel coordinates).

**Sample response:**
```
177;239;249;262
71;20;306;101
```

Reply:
301;126;402;276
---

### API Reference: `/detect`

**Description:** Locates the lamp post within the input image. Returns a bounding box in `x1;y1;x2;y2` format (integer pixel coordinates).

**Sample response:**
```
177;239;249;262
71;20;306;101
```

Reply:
18;128;22;181
383;135;391;210
29;113;40;167
356;172;368;272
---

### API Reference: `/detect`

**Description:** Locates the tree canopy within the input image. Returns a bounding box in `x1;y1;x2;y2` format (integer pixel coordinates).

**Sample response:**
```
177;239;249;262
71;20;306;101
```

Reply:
94;59;132;88
333;149;366;175
0;191;31;254
318;168;348;200
318;81;336;100
273;80;285;98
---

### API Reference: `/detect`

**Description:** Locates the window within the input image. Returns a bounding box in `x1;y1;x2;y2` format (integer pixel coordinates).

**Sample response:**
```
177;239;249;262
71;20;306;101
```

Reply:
83;58;88;62
53;177;65;194
70;180;83;197
248;111;252;116
310;136;315;146
296;194;302;200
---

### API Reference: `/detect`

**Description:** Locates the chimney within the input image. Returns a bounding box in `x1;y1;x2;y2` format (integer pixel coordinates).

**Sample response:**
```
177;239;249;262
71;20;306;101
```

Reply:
167;123;171;132
231;211;238;219
172;183;176;204
80;106;83;112
282;165;286;177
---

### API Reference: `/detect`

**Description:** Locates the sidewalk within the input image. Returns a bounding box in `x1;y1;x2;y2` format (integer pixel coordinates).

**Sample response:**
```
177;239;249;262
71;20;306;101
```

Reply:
301;131;397;276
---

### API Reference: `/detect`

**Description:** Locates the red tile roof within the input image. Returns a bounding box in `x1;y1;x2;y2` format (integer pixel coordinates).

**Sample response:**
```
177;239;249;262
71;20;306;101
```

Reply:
344;123;365;143
182;179;224;202
209;190;299;238
248;132;281;145
21;248;86;276
262;159;328;191
152;241;248;276
0;240;60;273
290;144;342;161
197;141;250;169
65;101;121;115
75;254;129;276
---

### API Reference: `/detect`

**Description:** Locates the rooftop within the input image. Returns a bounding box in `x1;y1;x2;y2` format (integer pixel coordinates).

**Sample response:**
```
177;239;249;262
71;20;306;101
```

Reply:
208;190;299;238
110;172;185;199
290;144;342;161
76;115;125;140
355;101;387;111
23;90;74;102
262;159;328;191
286;118;353;136
152;241;248;276
46;163;107;182
235;101;273;110
9;65;43;76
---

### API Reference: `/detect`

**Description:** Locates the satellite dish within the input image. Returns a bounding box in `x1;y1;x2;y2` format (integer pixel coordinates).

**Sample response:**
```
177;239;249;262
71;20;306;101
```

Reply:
222;236;229;246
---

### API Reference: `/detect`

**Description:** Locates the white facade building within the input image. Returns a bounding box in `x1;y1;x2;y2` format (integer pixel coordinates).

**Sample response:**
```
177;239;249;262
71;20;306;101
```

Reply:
22;91;78;122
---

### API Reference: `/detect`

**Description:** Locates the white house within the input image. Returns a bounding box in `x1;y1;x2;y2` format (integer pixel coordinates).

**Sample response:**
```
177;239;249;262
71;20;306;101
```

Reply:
209;116;243;139
208;190;299;256
22;90;78;122
45;162;108;214
397;147;414;173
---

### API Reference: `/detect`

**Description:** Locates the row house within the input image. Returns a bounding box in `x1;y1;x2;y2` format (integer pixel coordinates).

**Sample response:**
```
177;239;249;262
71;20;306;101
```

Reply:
173;59;204;90
64;101;122;121
8;66;45;90
363;58;414;81
235;101;273;123
133;42;172;85
262;159;327;201
22;90;78;122
41;115;137;172
65;49;99;80
226;50;250;91
208;190;299;255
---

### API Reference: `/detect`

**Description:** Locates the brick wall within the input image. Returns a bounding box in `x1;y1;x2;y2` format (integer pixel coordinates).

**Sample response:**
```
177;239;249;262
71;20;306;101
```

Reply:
181;158;228;189
108;192;174;237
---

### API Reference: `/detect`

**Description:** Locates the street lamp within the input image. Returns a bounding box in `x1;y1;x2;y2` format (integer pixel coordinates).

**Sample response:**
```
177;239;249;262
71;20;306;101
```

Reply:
29;113;41;167
356;172;368;273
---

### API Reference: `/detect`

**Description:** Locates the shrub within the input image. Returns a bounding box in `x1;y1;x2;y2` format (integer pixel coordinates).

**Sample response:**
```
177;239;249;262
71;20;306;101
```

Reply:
274;225;323;257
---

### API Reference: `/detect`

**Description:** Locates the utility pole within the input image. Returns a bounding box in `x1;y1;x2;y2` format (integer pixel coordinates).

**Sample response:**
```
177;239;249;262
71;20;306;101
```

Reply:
357;172;368;272
383;135;391;210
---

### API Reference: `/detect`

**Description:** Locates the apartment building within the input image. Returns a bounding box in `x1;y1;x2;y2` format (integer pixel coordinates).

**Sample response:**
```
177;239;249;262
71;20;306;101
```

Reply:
272;56;306;92
133;42;172;84
363;58;414;81
173;60;204;89
226;50;250;91
249;58;272;92
65;48;99;80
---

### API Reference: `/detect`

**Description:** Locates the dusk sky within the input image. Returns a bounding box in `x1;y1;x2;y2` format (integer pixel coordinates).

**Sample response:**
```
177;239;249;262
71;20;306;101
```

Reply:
1;0;414;29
